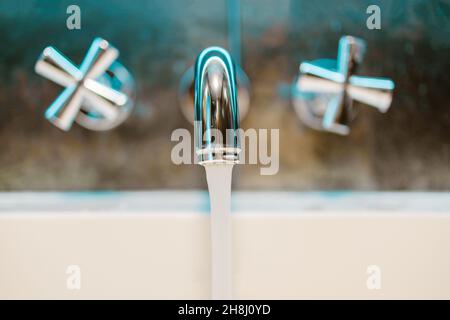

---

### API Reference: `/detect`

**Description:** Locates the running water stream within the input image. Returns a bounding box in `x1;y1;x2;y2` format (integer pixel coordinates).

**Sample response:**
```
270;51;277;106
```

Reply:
204;163;234;300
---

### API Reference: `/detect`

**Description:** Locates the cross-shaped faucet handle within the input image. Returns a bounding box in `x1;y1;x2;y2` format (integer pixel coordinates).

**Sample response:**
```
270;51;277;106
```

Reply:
35;38;135;131
292;36;395;135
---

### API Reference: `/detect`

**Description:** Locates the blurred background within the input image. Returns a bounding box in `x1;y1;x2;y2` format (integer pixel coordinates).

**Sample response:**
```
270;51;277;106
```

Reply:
0;0;449;191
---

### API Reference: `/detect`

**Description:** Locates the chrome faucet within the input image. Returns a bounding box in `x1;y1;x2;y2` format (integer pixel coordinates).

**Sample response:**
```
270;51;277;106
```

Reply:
194;47;241;165
194;47;241;300
292;36;395;135
178;0;250;125
35;38;135;131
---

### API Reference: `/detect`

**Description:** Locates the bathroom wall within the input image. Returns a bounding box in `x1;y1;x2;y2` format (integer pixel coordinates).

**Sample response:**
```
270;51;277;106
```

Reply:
0;0;449;190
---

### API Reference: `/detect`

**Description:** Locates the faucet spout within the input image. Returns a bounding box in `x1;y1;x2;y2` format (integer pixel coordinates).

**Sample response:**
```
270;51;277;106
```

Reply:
194;47;241;165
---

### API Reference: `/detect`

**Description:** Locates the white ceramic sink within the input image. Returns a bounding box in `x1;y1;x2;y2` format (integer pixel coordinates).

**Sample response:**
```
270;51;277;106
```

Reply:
0;191;449;299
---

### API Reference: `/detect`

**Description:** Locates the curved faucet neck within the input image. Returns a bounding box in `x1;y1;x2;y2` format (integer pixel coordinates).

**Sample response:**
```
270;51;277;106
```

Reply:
194;47;241;165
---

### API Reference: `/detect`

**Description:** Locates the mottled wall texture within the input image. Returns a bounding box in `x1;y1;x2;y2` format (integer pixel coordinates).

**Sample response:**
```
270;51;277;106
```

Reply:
0;0;449;191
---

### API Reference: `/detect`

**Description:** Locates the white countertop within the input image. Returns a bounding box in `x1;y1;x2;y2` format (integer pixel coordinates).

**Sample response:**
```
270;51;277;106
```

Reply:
1;191;449;299
0;191;449;213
